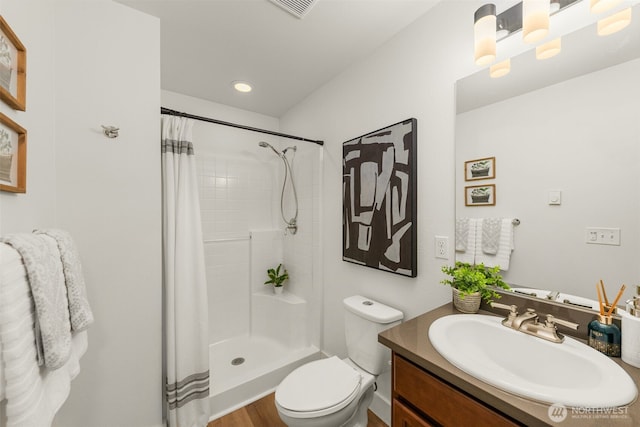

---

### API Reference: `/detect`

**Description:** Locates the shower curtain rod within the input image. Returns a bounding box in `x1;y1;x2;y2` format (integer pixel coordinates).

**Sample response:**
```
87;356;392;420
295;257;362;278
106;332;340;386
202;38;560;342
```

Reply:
161;107;324;146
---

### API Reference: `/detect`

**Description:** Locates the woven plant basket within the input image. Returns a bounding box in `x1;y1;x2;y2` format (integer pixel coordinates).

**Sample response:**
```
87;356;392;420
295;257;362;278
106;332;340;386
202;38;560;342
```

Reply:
452;288;482;314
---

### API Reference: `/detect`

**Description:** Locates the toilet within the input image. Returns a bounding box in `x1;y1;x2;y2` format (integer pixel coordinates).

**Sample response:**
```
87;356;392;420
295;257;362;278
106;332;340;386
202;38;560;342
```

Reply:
275;295;403;427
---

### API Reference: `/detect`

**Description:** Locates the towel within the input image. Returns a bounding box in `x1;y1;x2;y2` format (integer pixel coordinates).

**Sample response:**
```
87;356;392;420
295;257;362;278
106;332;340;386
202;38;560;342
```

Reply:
0;242;88;427
455;218;477;264
481;218;502;255
455;218;470;252
475;218;515;271
0;234;71;369
34;229;94;332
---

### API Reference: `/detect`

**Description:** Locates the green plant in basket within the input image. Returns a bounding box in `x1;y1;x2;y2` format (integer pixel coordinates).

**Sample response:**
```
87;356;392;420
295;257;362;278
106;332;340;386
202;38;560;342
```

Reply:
264;263;289;288
440;262;510;304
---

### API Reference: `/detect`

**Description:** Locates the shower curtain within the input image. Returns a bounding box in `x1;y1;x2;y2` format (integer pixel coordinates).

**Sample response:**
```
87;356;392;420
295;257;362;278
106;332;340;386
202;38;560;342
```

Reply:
161;115;210;427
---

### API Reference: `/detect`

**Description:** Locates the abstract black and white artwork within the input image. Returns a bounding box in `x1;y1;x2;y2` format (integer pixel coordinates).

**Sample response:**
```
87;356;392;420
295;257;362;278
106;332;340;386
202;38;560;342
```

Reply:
342;118;417;277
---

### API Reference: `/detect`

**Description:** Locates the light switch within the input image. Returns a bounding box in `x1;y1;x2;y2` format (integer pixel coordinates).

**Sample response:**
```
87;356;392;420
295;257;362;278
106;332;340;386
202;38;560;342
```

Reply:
548;190;562;205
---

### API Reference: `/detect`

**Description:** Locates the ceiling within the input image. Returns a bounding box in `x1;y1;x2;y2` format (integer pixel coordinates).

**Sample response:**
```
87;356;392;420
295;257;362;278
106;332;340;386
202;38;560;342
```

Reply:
116;0;440;117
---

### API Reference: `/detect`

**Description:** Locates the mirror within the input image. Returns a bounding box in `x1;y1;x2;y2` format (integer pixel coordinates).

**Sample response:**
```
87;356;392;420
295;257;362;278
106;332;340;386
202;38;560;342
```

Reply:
455;4;640;310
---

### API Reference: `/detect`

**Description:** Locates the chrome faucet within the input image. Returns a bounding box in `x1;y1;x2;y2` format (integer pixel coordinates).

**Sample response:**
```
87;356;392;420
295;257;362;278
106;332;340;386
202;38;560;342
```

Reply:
490;302;579;343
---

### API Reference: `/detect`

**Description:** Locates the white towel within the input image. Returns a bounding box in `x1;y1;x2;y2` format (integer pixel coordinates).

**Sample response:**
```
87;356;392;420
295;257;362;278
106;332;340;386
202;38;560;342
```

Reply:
481;218;502;255
455;218;477;264
475;218;515;271
0;242;88;427
455;218;470;252
0;234;72;369
33;229;94;332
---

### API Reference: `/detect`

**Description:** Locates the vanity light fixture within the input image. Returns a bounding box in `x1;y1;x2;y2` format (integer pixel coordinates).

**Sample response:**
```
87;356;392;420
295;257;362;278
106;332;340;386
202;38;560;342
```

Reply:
590;0;622;14
232;81;253;93
490;59;511;78
523;0;551;43
597;7;632;35
474;4;497;66
536;37;562;59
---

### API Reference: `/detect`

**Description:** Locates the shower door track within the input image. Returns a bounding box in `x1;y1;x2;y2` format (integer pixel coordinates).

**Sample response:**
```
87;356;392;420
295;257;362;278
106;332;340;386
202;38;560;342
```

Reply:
161;107;324;146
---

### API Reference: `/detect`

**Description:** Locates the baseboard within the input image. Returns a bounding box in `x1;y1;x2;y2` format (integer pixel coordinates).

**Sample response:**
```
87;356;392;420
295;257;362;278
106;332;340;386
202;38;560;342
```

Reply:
369;390;391;426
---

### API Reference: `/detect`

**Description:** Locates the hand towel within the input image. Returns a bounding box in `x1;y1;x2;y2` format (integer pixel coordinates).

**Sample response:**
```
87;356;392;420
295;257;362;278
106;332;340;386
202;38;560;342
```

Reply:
481;218;502;255
455;218;477;264
0;234;71;369
455;218;470;252
475;218;515;271
0;242;88;427
34;229;94;332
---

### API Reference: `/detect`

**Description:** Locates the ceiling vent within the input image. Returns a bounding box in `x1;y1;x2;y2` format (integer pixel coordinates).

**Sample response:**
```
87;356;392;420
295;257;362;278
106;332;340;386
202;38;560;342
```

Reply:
268;0;319;19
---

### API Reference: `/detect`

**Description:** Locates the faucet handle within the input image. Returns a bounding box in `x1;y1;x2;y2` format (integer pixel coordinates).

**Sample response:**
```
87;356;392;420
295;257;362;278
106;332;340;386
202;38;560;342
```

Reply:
490;302;518;317
545;314;579;330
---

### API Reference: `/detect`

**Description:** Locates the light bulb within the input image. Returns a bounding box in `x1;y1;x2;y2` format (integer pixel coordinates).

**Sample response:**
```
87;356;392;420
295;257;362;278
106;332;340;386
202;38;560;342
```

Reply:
536;38;561;59
490;59;511;78
597;8;632;36
474;4;497;66
523;0;550;43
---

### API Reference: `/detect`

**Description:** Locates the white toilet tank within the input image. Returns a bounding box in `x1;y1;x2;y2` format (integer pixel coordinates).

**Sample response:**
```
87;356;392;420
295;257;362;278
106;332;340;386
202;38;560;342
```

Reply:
343;295;403;375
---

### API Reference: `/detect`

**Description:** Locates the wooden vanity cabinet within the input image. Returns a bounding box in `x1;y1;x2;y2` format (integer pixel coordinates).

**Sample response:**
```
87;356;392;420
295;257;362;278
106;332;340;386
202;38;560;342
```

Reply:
391;353;521;427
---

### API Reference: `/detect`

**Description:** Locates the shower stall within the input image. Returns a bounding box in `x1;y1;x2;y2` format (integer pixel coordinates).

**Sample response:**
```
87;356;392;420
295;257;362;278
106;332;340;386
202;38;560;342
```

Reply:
179;106;323;420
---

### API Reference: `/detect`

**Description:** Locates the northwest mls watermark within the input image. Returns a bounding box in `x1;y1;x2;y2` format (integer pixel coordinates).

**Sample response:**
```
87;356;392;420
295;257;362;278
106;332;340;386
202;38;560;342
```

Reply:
548;403;630;423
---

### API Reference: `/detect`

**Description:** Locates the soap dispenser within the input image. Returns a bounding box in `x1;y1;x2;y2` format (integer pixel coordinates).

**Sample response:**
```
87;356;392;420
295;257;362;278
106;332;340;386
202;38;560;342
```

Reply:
588;315;621;357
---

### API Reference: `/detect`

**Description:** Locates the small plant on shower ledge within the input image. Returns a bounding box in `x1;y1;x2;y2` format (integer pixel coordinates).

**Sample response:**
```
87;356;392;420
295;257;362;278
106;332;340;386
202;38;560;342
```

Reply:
264;263;289;295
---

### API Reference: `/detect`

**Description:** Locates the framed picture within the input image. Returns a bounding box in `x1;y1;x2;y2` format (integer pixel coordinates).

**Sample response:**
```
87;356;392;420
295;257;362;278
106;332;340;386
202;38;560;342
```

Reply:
0;112;26;193
465;184;495;206
342;118;417;277
465;156;495;181
0;16;26;111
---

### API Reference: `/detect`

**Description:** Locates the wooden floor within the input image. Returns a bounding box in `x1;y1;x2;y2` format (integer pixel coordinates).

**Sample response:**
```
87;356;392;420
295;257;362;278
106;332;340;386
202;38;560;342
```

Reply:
209;392;388;427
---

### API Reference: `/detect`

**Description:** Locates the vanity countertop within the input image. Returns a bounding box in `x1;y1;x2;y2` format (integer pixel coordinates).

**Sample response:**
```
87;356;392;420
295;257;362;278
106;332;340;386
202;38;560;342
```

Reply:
378;303;640;427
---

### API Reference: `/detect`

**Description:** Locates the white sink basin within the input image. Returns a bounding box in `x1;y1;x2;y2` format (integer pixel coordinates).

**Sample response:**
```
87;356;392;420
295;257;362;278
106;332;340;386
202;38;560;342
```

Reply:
428;314;637;408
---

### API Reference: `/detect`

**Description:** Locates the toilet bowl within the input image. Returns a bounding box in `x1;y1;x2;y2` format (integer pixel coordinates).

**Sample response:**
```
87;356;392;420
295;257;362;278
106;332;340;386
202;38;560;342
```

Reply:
275;357;375;427
274;295;403;427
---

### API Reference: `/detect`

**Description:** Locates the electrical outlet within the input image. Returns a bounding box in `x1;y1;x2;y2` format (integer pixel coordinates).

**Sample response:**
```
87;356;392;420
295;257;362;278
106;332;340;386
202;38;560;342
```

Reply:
435;236;449;259
585;227;621;246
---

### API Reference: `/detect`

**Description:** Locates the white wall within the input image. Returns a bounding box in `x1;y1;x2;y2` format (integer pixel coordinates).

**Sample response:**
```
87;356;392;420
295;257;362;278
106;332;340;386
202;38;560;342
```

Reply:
281;0;478;359
456;58;640;299
279;2;480;418
0;0;57;233
52;2;162;427
0;1;162;426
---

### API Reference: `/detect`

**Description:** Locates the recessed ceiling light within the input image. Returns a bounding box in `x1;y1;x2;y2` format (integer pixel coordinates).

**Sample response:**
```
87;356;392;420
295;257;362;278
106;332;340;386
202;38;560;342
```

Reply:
232;81;252;93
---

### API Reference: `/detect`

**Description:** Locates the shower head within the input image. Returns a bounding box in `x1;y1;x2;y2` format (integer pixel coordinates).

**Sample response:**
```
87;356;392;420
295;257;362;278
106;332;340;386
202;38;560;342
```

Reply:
259;141;282;156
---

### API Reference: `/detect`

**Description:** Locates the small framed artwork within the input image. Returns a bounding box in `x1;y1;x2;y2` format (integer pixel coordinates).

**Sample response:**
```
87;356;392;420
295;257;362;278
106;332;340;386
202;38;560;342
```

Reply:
465;184;495;206
0;16;26;111
465;156;495;181
0;112;26;193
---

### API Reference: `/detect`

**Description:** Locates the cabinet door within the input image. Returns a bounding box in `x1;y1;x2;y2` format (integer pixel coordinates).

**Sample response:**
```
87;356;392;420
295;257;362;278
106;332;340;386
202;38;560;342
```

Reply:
393;399;434;427
393;354;519;427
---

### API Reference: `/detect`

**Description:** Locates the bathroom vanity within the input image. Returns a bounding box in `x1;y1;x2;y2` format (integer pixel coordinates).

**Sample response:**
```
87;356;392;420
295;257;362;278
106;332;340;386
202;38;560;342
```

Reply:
379;304;640;427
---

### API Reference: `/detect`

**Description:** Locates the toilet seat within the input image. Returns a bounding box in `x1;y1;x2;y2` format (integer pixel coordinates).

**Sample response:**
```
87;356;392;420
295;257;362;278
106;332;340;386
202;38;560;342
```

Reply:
275;356;362;418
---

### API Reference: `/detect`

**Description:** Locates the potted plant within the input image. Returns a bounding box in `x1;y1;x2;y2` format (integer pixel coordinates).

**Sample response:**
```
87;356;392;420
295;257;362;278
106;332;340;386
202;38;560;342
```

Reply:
440;262;510;313
264;263;289;295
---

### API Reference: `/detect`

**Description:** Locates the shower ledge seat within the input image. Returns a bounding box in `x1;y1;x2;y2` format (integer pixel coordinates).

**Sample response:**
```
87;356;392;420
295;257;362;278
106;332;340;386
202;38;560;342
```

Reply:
252;287;306;304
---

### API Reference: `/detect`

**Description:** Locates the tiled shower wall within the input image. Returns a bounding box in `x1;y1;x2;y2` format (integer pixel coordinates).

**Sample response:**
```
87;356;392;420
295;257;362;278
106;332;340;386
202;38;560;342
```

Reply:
192;135;321;346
